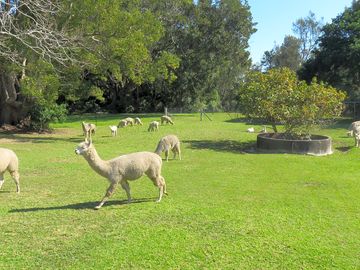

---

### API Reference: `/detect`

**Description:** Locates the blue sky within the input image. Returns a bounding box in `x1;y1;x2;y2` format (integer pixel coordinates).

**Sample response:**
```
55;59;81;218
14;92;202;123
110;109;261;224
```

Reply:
247;0;354;64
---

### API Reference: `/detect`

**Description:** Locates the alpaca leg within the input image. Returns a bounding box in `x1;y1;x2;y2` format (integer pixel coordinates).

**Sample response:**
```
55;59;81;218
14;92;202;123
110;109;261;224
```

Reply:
120;180;132;203
10;171;20;193
95;182;117;210
165;149;169;162
0;173;4;190
177;144;182;160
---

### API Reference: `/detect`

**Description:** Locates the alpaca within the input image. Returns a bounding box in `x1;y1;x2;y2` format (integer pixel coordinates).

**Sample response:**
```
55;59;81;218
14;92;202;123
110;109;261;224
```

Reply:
125;117;135;126
109;125;118;136
75;139;167;209
134;117;143;126
353;125;360;147
117;119;128;128
82;122;96;138
148;121;159;132
347;120;360;137
155;135;181;162
247;127;255;133
161;115;174;125
0;148;20;193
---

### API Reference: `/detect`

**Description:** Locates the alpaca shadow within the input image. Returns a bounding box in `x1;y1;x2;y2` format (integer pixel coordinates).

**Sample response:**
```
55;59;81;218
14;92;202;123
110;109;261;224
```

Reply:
184;140;256;154
335;146;352;152
8;197;156;213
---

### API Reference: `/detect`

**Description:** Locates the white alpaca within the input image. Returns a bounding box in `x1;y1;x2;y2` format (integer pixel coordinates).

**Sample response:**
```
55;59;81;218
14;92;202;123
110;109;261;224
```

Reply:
134;117;143;126
353;125;360;147
75;139;167;209
109;125;118;136
347;121;360;137
155;135;181;162
161;115;174;125
82;122;96;138
247;127;255;133
125;117;135;126
0;148;20;193
148;121;159;132
117;119;128;128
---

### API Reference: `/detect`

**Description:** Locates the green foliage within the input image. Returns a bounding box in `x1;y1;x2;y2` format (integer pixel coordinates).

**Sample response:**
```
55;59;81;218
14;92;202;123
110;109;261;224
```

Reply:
260;35;302;71
239;68;346;136
20;60;67;130
29;103;67;130
299;2;360;100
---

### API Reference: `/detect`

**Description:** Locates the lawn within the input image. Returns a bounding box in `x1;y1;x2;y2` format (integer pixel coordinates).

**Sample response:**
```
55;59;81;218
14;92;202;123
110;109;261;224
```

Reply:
0;113;359;269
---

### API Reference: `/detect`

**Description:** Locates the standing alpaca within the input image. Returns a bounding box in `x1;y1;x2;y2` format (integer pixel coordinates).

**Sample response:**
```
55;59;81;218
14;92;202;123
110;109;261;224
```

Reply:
109;125;118;136
161;115;174;125
155;135;181;161
82;122;96;138
134;117;143;126
0;148;20;193
148;121;159;132
75;139;167;209
347;120;360;137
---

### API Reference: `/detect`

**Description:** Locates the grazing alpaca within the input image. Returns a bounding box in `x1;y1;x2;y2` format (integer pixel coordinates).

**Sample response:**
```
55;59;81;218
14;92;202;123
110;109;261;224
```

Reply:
155;135;181;161
124;117;135;126
0;148;20;193
148;121;159;132
134;117;143;126
109;125;118;136
75;139;167;209
161;115;174;125
247;127;255;133
82;122;96;138
117;119;128;128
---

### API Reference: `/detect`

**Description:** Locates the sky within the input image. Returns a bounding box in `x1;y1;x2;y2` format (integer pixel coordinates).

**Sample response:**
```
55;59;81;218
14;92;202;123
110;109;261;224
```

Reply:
247;0;354;64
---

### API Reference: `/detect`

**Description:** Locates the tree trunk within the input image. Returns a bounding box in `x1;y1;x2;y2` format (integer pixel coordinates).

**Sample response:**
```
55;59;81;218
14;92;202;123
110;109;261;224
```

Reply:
0;71;27;125
271;124;278;133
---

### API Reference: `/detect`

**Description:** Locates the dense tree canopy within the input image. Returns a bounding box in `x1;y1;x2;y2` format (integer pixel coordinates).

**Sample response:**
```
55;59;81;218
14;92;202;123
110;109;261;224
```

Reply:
0;0;256;128
299;1;360;100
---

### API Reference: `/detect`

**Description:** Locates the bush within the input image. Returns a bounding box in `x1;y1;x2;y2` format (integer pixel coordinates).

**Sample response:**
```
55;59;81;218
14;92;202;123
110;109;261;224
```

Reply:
29;103;67;131
239;68;346;137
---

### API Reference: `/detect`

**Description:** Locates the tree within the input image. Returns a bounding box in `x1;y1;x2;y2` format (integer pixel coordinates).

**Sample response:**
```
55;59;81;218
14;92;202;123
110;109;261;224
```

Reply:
298;2;360;100
0;0;78;126
260;35;301;71
64;0;180;113
292;11;323;62
238;68;345;137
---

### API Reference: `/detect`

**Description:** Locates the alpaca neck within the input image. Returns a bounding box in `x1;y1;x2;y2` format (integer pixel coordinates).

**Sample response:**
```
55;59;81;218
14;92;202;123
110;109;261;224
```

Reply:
83;147;111;178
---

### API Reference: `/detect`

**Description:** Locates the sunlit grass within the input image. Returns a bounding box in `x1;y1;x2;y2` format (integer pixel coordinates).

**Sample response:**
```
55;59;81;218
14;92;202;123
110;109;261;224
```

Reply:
0;113;359;269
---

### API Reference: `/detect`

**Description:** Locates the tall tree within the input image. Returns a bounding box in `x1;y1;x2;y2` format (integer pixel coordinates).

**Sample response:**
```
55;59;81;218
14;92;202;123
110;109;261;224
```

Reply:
260;35;301;71
299;1;360;100
0;0;77;125
292;11;323;62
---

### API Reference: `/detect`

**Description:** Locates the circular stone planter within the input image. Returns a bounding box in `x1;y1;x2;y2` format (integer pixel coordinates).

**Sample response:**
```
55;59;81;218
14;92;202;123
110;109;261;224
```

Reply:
257;133;332;156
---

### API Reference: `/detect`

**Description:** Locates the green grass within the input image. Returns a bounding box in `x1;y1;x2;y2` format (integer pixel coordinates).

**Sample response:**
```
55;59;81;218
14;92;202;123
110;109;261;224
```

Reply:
0;113;359;269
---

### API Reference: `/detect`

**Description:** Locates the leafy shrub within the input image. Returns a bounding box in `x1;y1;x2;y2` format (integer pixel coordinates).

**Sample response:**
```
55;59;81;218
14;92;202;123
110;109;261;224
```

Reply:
239;68;346;137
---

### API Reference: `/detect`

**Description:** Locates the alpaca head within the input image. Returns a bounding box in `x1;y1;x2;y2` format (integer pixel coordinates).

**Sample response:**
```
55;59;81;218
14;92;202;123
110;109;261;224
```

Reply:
75;139;93;155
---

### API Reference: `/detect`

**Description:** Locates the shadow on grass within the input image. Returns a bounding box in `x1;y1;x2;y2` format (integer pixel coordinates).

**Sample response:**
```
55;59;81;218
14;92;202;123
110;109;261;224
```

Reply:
0;133;83;144
335;146;352;152
8;197;156;213
184;139;256;154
